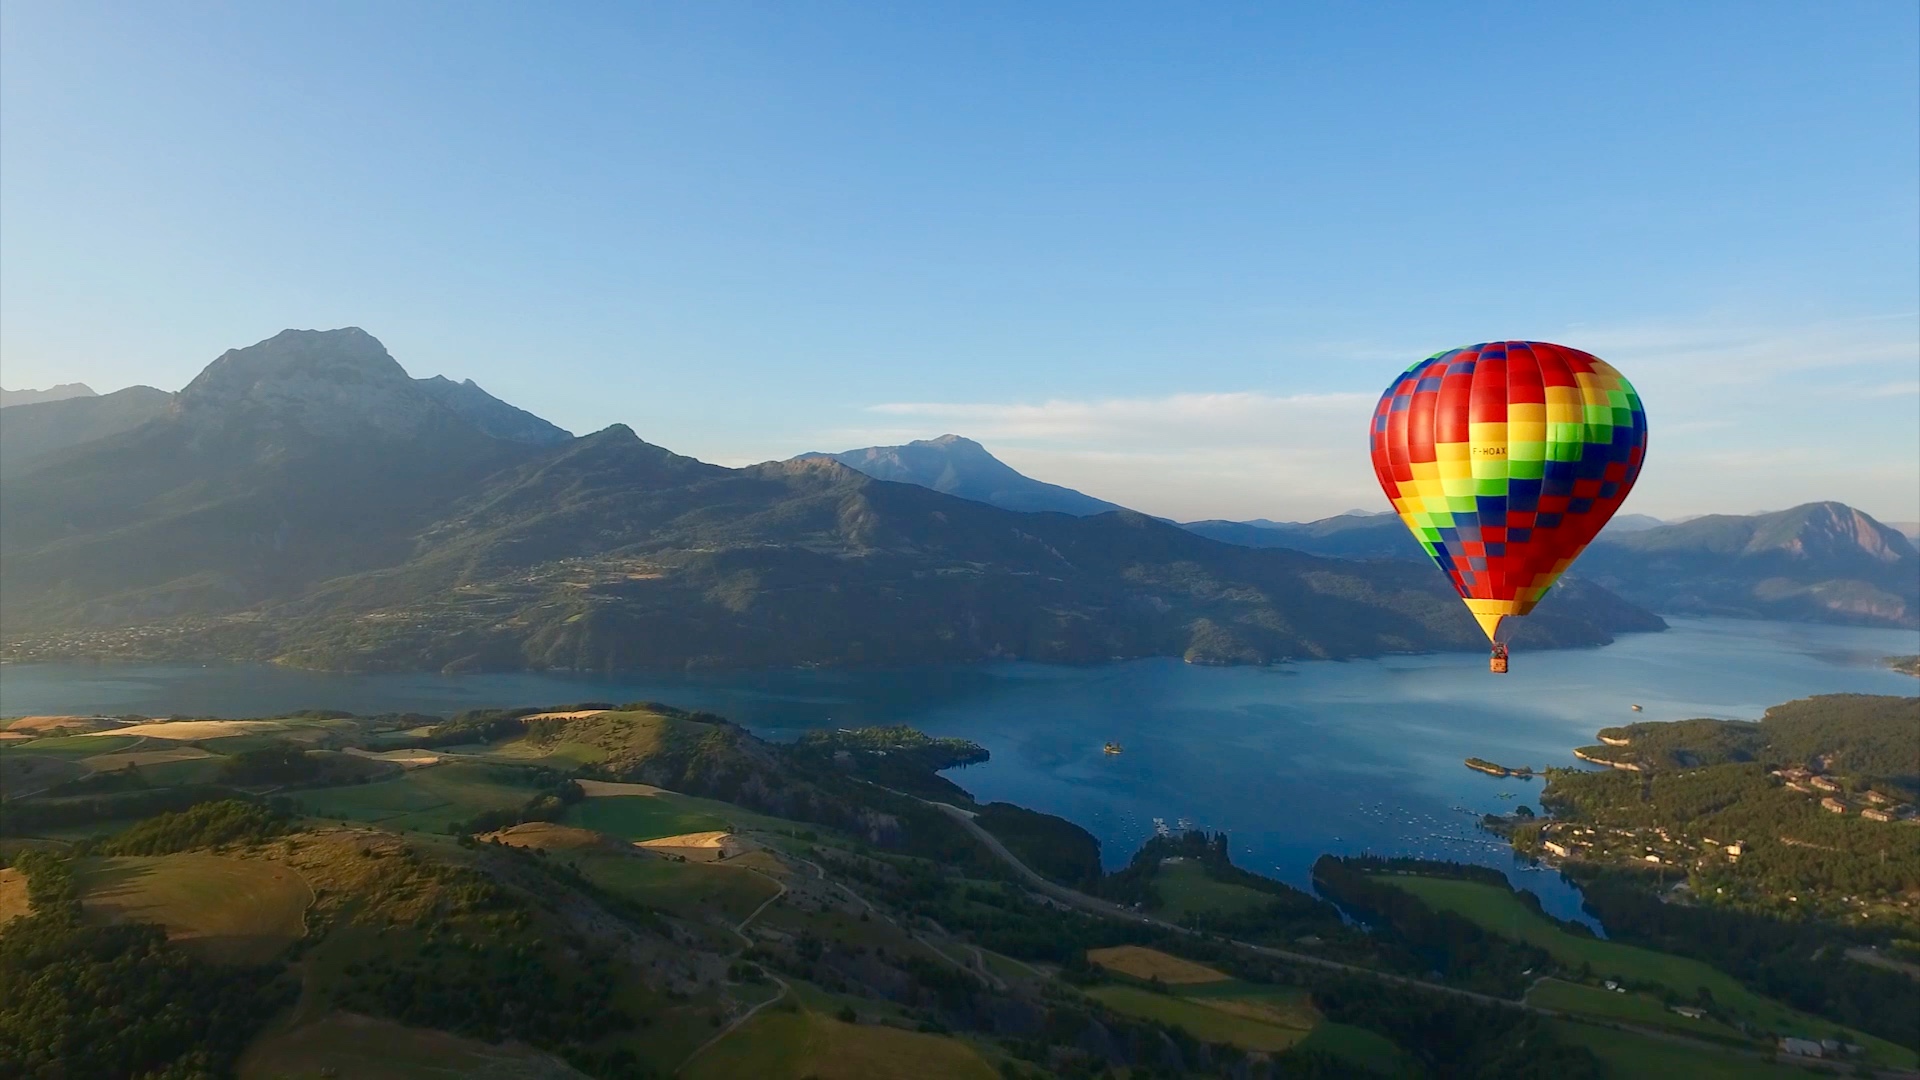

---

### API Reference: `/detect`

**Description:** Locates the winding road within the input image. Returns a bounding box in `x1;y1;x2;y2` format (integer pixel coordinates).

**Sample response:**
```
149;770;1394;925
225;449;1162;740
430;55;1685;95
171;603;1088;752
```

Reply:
923;800;1920;1079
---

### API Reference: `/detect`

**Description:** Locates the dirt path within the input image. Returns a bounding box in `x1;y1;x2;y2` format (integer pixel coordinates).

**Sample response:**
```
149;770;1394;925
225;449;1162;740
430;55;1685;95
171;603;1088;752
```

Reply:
734;869;788;935
677;861;793;1075
674;973;790;1075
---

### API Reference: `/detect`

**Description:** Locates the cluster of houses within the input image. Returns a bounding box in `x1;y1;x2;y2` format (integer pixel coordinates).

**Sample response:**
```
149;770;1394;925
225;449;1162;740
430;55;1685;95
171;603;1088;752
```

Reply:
1535;821;1746;867
1771;766;1916;823
1778;1035;1868;1060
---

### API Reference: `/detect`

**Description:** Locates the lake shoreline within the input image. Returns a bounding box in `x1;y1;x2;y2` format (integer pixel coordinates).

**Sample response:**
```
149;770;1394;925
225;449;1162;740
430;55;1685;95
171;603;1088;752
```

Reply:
3;617;1914;930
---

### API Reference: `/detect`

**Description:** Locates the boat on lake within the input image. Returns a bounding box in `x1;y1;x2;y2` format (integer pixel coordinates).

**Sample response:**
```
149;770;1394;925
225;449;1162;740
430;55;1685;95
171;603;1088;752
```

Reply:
1103;742;1123;754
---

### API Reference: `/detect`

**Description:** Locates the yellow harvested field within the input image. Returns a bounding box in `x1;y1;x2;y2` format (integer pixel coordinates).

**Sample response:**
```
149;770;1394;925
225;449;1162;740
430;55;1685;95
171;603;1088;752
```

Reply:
521;709;608;722
1202;996;1319;1029
639;830;730;849
81;719;287;740
5;715;117;734
1086;945;1231;984
635;830;756;863
0;868;28;927
239;1010;588;1080
574;778;669;797
0;732;31;742
81;746;215;770
342;747;444;769
481;822;619;851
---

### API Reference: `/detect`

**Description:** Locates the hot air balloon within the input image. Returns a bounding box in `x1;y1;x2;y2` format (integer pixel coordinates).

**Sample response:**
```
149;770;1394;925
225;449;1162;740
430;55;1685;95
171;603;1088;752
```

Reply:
1369;341;1647;672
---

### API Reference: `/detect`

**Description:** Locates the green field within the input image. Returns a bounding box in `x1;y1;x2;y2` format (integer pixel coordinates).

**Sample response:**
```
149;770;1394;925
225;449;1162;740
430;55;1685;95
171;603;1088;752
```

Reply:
126;755;228;786
4;734;139;755
464;736;611;767
1550;1020;1807;1080
564;852;780;924
239;1010;588;1079
683;1006;998;1080
78;853;313;964
1083;984;1314;1052
0;753;90;797
1153;860;1275;918
1295;1020;1411;1076
563;793;735;842
292;762;535;832
1526;978;1749;1042
1376;874;1916;1067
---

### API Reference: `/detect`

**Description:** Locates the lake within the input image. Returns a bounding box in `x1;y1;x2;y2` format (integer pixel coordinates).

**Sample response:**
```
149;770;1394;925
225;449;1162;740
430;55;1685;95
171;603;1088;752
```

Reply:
3;616;1915;927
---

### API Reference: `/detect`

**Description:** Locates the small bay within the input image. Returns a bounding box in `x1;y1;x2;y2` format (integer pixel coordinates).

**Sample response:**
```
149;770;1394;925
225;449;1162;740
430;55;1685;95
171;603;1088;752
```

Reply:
4;616;1914;927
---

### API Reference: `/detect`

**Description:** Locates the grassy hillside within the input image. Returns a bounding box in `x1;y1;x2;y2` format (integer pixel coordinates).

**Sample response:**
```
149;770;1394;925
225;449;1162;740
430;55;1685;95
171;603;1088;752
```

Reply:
78;853;312;964
682;1005;999;1080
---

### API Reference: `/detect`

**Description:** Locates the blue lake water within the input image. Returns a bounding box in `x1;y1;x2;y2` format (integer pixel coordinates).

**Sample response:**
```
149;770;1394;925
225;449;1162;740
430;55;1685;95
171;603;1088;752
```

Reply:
4;617;1915;927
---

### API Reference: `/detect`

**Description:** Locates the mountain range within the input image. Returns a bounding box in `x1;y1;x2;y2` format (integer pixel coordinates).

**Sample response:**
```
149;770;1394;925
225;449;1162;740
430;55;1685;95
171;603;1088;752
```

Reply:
813;436;1918;630
0;328;1660;672
0;382;97;408
1186;504;1917;628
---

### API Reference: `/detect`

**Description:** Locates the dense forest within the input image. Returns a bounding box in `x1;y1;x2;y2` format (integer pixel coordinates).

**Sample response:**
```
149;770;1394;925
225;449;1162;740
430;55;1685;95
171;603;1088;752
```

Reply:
1311;857;1553;996
0;842;293;1077
1569;866;1920;1049
1537;693;1920;939
1584;694;1918;794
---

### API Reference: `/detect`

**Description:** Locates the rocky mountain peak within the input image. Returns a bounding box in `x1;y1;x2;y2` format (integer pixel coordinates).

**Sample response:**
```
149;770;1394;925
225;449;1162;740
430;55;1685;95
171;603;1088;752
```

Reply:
414;373;573;445
1754;502;1916;564
177;327;437;436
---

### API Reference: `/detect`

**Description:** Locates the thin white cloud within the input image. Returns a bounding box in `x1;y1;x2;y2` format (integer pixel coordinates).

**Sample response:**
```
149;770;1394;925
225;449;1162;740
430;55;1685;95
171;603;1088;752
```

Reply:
1860;379;1920;398
813;311;1919;524
863;391;1372;447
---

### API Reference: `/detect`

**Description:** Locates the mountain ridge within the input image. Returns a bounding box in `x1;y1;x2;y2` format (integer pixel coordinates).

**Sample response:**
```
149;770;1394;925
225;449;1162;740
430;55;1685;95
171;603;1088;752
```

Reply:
0;329;1662;671
798;434;1127;516
0;384;176;477
1187;503;1918;629
0;382;96;408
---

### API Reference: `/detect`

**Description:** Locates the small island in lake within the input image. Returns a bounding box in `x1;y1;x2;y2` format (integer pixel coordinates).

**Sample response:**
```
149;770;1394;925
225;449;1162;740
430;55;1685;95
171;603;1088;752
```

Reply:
1888;655;1920;677
1464;757;1535;778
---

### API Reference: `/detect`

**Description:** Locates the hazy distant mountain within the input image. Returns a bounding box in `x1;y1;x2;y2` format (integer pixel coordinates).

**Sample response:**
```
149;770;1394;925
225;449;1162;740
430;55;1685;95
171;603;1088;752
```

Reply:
0;328;545;621
1191;503;1916;629
1891;522;1920;543
416;374;573;445
0;328;1660;671
1185;509;1665;554
0;382;96;408
1606;513;1667;532
0;385;174;477
1182;511;1424;558
1576;502;1918;627
798;434;1126;516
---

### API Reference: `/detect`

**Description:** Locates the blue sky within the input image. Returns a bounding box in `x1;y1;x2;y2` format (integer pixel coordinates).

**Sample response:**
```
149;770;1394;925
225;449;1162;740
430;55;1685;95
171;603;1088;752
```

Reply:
3;2;1915;522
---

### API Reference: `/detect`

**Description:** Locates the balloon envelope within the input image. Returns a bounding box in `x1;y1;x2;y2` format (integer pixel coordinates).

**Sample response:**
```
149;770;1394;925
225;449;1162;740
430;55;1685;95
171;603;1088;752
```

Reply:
1368;341;1648;642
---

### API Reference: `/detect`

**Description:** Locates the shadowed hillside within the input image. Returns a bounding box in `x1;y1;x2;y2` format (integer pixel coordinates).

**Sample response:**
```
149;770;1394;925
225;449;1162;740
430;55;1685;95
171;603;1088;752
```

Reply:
0;328;1663;673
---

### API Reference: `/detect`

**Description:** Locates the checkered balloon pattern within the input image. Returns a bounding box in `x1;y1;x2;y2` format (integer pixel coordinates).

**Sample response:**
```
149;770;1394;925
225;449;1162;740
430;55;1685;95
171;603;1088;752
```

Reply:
1369;341;1648;641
